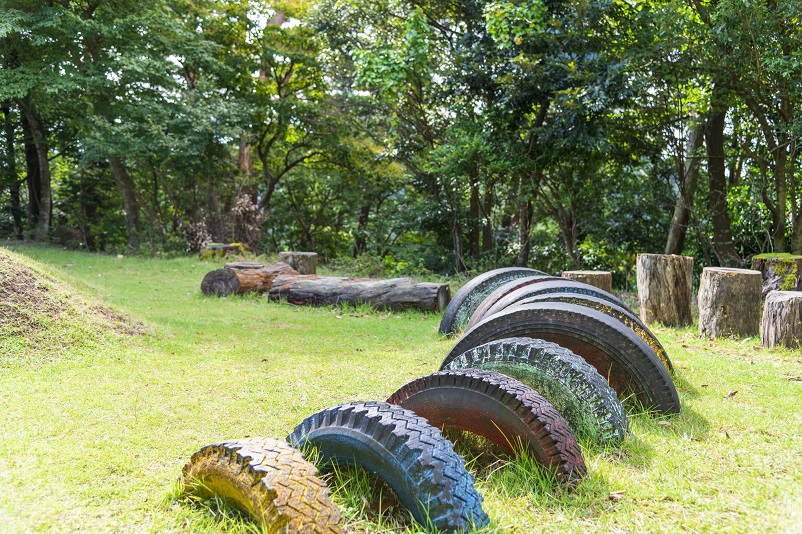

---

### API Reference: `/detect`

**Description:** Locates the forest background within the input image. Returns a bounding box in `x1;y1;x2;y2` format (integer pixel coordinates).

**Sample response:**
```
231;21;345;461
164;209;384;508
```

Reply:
2;0;800;285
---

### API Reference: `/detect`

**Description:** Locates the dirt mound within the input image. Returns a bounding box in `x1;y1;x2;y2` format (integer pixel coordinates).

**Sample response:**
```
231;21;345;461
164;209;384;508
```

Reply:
0;248;145;361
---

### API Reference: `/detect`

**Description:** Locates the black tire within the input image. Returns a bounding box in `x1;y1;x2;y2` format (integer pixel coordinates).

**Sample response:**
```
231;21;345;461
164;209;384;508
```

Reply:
287;401;489;532
387;369;586;482
439;267;548;336
478;279;635;326
182;437;343;533
443;303;680;414
440;339;628;445
516;293;673;373
465;275;556;330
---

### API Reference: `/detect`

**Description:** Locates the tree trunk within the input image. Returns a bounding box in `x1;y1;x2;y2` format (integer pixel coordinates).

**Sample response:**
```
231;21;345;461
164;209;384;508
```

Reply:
515;197;533;267
468;166;480;259
2;104;22;238
22;119;40;232
201;262;298;296
109;157;141;250
451;221;466;273
482;185;493;252
665;122;704;255
352;204;370;258
562;271;613;293
18;99;50;240
268;274;451;312
706;99;741;266
207;175;224;241
762;291;802;349
697;267;762;338
636;254;693;326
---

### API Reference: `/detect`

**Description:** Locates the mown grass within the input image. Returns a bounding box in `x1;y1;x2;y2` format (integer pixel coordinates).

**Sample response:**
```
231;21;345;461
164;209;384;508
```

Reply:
1;244;801;533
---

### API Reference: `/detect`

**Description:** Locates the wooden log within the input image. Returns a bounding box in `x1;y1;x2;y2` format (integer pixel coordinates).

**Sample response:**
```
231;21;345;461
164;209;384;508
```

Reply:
751;253;802;297
224;261;264;269
636;254;693;326
201;263;298;296
268;275;451;312
279;252;317;275
697;267;762;338
762;291;802;349
561;270;613;293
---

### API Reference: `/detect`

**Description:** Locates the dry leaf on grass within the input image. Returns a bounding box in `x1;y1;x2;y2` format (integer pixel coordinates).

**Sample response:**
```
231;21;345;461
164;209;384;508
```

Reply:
609;490;626;501
658;421;672;427
725;390;738;398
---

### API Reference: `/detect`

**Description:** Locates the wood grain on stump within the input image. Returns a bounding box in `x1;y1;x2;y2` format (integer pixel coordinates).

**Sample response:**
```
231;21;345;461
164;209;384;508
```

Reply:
268;275;451;312
762;291;802;349
201;263;298;296
636;254;693;326
697;267;762;338
279;252;317;275
561;271;613;293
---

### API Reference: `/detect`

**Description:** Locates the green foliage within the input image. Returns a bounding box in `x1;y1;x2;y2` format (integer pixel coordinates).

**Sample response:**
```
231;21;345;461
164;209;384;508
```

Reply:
484;0;547;48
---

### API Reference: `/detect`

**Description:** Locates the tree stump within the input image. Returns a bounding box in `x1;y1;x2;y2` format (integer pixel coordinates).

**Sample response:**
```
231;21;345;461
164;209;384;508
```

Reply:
697;267;762;338
561;271;613;293
751;254;802;297
268;275;451;312
762;291;802;349
199;243;247;260
279;252;317;275
201;263;298;296
636;254;693;326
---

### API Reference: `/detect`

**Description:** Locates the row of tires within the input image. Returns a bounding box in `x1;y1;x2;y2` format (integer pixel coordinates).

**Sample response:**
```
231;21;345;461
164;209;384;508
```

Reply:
180;268;681;532
439;267;680;416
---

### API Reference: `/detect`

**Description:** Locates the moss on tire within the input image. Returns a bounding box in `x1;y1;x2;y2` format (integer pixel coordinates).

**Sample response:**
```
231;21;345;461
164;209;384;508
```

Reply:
440;338;628;445
182;437;343;533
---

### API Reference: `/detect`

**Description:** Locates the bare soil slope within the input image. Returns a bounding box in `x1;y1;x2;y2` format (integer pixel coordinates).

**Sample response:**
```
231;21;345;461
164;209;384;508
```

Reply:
0;247;143;361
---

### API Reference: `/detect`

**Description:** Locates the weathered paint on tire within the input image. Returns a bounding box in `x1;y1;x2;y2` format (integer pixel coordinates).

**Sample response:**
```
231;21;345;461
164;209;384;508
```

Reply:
440;338;628;444
287;401;489;533
439;267;549;336
443;303;681;415
182;437;343;533
478;279;636;325
465;275;555;330
516;293;673;373
388;368;587;482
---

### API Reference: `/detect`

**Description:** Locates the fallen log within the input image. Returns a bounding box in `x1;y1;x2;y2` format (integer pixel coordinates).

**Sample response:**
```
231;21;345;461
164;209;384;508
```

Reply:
201;263;298;296
268;275;451;312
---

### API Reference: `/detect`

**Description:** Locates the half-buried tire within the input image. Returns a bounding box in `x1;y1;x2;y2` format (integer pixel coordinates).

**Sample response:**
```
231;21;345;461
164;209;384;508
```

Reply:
387;369;586;483
443;303;680;415
465;275;556;330
477;279;636;327
440;339;628;445
513;293;673;373
439;267;549;336
182;437;343;533
287;401;489;533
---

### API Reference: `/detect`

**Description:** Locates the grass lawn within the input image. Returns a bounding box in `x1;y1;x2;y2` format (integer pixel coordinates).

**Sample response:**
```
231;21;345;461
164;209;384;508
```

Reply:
1;244;801;533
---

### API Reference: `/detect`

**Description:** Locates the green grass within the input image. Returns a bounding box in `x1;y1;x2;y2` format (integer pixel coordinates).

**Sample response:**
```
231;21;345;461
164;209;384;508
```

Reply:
1;244;801;532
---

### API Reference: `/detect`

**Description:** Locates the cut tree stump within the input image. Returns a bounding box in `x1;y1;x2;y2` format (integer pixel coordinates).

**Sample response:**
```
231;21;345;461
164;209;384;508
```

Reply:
201;263;298;296
561;271;613;293
762;291;802;349
279;252;317;275
268;275;451;312
636;254;693;326
697;267;762;338
751;254;802;297
199;243;247;260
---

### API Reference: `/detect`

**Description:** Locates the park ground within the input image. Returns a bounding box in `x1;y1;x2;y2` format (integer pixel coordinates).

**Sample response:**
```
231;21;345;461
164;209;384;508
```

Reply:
1;244;802;533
